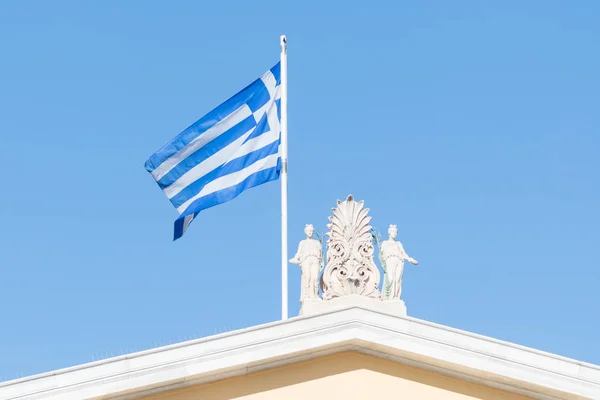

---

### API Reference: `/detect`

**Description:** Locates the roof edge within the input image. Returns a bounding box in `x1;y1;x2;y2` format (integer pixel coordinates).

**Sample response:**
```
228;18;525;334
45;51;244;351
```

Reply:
1;306;599;400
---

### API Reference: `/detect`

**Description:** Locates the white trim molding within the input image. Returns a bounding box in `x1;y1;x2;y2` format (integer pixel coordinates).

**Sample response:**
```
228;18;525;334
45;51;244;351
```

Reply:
1;306;599;400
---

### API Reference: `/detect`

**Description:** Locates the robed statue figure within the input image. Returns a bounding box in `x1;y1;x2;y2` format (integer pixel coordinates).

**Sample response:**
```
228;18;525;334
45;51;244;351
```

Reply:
290;224;322;300
380;224;418;300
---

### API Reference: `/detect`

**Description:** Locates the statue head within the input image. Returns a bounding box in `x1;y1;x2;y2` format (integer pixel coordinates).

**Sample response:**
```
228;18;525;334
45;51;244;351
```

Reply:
388;224;398;240
304;224;315;239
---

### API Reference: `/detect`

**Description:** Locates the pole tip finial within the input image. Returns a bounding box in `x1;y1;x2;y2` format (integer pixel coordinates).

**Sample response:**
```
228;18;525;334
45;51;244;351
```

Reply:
280;35;287;47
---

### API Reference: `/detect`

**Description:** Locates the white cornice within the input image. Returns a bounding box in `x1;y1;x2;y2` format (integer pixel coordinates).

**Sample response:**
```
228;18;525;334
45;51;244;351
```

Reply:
1;306;599;400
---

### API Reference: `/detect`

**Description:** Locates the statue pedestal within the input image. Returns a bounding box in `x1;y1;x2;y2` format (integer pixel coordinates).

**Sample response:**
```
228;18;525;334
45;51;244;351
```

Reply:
299;295;407;317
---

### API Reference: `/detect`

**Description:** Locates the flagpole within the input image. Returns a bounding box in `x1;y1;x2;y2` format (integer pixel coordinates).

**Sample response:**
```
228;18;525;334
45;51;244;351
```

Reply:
280;35;289;320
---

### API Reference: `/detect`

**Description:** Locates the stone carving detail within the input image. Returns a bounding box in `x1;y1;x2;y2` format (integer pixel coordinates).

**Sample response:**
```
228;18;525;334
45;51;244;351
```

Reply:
291;194;419;317
320;196;381;300
380;224;418;300
289;224;323;300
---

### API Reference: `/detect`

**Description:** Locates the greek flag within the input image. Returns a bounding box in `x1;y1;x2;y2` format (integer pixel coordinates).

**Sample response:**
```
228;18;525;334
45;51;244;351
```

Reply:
145;63;282;240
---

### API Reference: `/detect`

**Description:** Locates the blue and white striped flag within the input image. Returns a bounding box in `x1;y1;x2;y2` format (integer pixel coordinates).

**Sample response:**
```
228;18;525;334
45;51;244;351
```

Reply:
145;63;282;240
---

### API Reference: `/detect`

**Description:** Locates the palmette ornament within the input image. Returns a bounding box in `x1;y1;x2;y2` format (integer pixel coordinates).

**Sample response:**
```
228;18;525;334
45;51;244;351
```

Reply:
320;196;382;300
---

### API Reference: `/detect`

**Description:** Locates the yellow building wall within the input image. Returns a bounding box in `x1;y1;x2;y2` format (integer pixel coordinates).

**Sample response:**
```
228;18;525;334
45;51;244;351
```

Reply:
142;352;531;400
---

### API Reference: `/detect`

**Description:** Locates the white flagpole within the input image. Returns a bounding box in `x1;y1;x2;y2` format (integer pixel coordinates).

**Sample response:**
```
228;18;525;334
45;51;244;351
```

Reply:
280;35;289;320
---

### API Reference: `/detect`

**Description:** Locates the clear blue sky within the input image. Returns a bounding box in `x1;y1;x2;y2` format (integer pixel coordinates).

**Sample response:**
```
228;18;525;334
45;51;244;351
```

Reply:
1;0;599;380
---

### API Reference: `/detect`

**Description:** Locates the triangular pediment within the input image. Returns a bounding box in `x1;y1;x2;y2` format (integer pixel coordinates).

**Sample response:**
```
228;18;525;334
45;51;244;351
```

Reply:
1;306;598;400
139;352;532;400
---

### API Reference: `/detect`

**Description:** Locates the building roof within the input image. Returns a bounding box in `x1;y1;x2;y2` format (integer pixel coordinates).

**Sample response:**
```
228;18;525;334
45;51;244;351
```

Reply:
1;305;599;400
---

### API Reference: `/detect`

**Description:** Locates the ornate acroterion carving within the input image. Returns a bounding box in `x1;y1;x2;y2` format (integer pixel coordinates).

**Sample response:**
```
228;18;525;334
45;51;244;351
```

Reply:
292;195;419;317
320;196;381;300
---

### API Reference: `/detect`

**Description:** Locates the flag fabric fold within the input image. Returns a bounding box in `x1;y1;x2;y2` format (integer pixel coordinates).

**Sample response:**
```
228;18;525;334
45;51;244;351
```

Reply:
145;63;282;240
